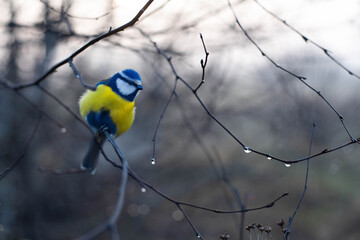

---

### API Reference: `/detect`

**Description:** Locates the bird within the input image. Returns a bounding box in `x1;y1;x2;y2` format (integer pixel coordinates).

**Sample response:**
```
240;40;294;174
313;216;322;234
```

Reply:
79;69;143;173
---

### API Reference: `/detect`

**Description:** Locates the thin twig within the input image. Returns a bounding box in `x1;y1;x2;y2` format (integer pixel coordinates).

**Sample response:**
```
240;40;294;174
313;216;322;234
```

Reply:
252;0;360;80
194;33;210;92
227;0;355;141
102;130;128;223
175;97;246;239
283;122;316;239
7;0;154;90
139;27;359;165
37;84;92;131
76;128;128;240
0;77;87;139
151;76;178;164
15;90;65;130
44;146;288;215
138;177;288;214
214;148;246;240
68;59;96;90
177;204;204;239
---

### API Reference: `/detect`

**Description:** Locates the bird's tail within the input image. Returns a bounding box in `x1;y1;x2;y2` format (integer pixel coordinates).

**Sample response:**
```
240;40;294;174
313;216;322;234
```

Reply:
81;134;105;174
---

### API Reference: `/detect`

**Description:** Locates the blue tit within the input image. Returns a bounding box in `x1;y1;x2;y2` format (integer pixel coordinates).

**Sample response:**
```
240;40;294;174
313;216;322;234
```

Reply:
79;69;143;172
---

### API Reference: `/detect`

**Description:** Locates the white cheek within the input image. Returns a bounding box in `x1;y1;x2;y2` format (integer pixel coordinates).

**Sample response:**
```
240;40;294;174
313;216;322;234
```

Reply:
116;79;136;95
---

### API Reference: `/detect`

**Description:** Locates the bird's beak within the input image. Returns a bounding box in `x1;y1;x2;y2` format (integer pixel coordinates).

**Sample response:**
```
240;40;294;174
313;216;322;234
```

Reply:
137;85;143;90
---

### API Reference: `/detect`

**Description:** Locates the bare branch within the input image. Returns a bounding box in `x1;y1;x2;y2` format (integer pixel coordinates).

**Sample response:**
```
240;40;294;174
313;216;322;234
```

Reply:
177;204;204;239
194;33;210;92
7;0;154;90
253;0;360;80
283;122;316;239
76;128;128;240
68;59;96;90
140;23;359;166
227;0;355;142
151;76;178;165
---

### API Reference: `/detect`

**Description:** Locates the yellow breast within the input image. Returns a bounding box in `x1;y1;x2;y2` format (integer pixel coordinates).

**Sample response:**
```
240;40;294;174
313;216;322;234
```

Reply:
79;85;135;137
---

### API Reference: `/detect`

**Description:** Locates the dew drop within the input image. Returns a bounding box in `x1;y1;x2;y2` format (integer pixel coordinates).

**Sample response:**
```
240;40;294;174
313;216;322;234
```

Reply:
151;157;156;165
244;146;251;154
267;156;272;160
196;233;201;239
60;128;67;133
141;187;147;193
285;163;291;168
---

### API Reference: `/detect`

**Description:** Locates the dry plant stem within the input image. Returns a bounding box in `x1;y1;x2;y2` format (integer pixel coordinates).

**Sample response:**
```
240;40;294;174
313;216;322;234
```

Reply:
227;0;355;142
139;28;359;165
4;0;154;90
0;114;42;179
283;122;316;239
218;160;246;240
253;0;360;80
76;129;128;240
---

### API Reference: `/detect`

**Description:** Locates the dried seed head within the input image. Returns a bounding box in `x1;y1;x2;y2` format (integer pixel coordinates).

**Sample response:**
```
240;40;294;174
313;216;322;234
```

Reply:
264;226;272;233
277;219;284;227
258;226;265;232
247;222;256;229
220;233;230;240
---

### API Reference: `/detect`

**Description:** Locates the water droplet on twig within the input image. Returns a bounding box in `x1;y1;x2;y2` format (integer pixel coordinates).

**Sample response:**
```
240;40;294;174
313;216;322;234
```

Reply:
141;187;146;193
151;157;156;165
244;146;251;154
285;163;291;168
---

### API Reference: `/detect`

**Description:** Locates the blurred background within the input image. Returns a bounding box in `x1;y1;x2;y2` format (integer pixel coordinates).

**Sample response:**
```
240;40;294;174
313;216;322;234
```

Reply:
1;0;360;239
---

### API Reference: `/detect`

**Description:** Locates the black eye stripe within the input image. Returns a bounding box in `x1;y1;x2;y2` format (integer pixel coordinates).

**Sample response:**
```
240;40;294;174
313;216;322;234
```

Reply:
118;75;140;87
126;80;137;87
